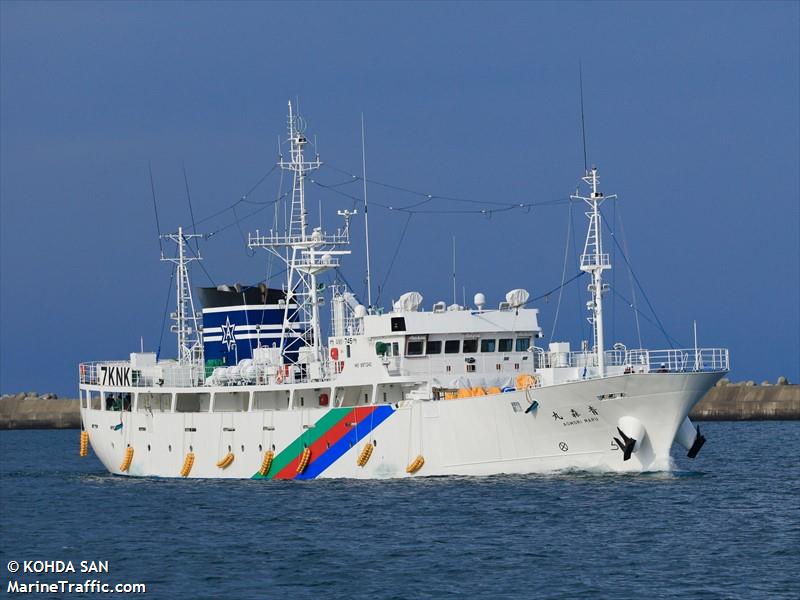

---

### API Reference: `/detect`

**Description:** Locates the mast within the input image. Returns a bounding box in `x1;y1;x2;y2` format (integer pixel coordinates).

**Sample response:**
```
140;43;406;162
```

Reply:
572;167;615;376
161;226;204;366
361;113;373;311
249;102;352;374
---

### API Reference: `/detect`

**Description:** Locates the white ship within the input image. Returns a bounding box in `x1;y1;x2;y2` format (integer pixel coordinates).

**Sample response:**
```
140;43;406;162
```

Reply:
78;103;729;479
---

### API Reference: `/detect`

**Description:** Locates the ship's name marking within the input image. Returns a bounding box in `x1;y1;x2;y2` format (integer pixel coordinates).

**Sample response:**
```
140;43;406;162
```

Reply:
562;416;600;427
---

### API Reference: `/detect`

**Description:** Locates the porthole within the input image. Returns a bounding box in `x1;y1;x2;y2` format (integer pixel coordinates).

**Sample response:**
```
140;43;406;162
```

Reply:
147;444;151;452
168;444;172;452
228;444;232;452
271;444;276;451
189;445;193;452
241;445;245;452
111;442;115;449
373;440;377;447
258;444;263;452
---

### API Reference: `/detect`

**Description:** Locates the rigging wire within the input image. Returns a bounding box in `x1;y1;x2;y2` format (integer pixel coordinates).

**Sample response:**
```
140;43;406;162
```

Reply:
182;163;200;254
311;175;568;216
549;200;574;343
183;237;216;287
602;214;672;348
316;164;569;214
206;193;288;238
607;285;683;348
375;212;414;306
527;272;586;305
148;163;164;255
195;165;278;227
156;262;176;360
618;211;643;348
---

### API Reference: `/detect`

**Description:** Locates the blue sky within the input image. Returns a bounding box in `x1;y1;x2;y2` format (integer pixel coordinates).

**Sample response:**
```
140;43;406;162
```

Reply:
1;1;798;396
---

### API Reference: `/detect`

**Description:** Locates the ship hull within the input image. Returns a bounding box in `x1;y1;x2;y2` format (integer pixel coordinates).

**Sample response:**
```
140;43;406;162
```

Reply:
80;372;722;479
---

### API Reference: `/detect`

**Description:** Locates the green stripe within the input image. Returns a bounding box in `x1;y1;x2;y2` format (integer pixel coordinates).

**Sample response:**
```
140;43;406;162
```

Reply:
253;407;351;479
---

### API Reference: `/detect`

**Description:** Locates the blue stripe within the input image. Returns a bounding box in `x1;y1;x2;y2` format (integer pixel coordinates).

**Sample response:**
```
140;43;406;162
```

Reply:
296;405;395;480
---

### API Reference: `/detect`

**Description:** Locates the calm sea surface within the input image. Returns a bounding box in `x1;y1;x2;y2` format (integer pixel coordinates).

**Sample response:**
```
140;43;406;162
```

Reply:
1;422;798;599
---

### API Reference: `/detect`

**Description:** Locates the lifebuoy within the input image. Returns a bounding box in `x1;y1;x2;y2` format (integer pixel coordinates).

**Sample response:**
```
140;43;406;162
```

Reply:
330;347;339;360
275;369;284;384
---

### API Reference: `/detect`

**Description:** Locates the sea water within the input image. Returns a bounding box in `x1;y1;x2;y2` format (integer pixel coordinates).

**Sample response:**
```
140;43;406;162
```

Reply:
1;422;797;599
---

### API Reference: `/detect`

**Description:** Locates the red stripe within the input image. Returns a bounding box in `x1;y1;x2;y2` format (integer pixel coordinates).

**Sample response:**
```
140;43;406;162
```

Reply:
272;406;378;480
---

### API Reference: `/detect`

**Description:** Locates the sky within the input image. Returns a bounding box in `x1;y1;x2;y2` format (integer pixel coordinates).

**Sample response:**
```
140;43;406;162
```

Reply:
1;1;798;397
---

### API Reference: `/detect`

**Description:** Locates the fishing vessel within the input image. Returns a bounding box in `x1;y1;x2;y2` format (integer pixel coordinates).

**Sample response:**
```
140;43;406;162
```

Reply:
78;103;729;479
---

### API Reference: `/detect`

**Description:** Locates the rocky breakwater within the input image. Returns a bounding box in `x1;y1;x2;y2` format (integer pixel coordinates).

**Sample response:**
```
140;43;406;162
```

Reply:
0;393;80;429
690;377;799;421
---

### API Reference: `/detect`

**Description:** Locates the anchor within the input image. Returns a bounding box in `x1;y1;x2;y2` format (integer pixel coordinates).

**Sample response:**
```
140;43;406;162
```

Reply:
613;427;636;461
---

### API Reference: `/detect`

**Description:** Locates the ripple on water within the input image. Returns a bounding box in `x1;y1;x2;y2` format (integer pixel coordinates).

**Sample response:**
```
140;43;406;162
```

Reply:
1;423;798;599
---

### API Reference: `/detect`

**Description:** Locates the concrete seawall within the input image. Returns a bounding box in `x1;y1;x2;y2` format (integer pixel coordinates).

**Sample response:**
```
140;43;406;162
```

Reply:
689;383;799;421
0;394;80;429
1;383;798;429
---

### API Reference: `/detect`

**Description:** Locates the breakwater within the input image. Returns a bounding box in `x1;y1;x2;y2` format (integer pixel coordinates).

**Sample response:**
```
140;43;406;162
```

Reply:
689;380;799;421
0;393;80;429
1;382;798;429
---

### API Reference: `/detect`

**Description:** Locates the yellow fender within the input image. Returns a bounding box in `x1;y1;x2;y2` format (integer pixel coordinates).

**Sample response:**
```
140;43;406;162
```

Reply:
216;452;235;469
515;373;538;390
296;447;311;473
180;452;195;477
259;450;274;477
457;388;473;398
357;443;374;467
119;446;134;472
406;454;425;474
486;386;502;395
472;387;486;396
79;431;89;457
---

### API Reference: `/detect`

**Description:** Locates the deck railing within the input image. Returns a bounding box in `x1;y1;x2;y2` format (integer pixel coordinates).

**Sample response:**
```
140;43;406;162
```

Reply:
532;347;729;373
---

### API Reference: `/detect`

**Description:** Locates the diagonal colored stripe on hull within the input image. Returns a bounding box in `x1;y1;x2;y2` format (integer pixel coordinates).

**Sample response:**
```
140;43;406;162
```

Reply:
272;406;378;480
252;407;351;480
296;404;395;480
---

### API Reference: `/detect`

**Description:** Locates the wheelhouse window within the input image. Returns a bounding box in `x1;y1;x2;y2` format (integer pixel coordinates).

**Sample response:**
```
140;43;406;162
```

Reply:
480;339;496;353
445;339;461;354
515;337;531;352
463;339;478;353
426;340;442;354
406;338;425;356
498;338;513;352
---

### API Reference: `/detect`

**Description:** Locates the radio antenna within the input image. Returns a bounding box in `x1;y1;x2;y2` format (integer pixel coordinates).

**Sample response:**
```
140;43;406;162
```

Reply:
361;113;373;311
579;61;589;174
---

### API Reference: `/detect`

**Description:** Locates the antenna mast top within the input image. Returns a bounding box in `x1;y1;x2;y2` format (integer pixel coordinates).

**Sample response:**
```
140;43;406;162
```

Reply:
161;226;204;367
572;167;617;377
248;102;354;372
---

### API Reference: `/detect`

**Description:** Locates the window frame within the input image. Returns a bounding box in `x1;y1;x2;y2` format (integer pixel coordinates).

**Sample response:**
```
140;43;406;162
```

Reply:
462;338;478;354
426;340;443;355
515;337;532;352
444;339;461;354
